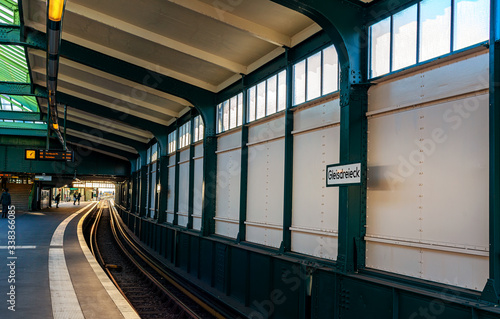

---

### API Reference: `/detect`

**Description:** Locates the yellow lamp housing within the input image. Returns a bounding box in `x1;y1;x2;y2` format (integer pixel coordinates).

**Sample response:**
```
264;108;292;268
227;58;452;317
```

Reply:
48;0;65;22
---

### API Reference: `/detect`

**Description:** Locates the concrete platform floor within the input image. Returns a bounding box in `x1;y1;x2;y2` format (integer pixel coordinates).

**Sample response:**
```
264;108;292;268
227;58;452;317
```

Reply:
0;201;138;319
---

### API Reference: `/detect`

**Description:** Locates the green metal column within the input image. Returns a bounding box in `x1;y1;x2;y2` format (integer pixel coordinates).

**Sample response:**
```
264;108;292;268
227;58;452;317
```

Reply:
131;171;137;213
238;76;249;242
336;76;369;273
140;165;148;217
188;113;196;229
173;126;180;225
201;127;217;236
281;47;294;253
482;0;500;304
158;155;169;223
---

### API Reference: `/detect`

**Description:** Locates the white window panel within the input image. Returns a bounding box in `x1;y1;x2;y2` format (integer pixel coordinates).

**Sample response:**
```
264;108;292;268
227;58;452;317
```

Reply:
419;0;451;62
393;5;418;70
370;17;391;77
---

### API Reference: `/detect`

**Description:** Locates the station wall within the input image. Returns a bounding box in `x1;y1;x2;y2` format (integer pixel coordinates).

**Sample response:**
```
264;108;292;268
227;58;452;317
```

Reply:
366;50;489;290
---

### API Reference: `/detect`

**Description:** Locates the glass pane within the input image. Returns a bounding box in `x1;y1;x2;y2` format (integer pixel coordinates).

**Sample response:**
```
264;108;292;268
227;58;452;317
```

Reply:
267;75;277;115
186;122;191;145
454;0;489;50
256;81;266;119
293;60;306;105
199;121;204;140
229;96;237;129
237;93;243;126
277;70;287;111
370;17;391;77
322;45;338;94
248;86;256;122
393;5;417;70
307;52;322;101
217;104;223;133
194;116;199;141
419;0;451;62
222;100;229;132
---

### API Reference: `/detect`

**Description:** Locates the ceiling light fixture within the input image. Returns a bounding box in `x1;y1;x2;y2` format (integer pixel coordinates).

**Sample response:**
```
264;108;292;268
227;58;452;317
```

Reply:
48;0;65;22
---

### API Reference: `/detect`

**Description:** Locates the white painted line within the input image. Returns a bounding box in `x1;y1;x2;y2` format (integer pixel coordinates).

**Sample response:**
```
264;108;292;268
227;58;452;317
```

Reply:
0;246;37;249
49;203;97;319
77;203;140;319
49;248;85;319
50;204;94;247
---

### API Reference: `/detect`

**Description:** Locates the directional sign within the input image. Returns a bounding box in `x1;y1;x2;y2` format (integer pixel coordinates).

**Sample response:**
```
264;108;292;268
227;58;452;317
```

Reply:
39;150;73;161
25;149;37;160
25;149;74;162
34;175;52;181
326;163;362;187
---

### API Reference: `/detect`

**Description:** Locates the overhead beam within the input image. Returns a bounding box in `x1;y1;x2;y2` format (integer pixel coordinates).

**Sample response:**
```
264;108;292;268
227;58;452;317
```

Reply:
37;101;154;142
167;0;292;47
0;110;41;121
28;49;193;107
32;66;180;118
0;81;34;96
27;21;218;92
1;26;216;109
33;78;173;126
34;84;167;136
66;138;135;161
63;120;147;152
65;128;138;154
62;1;247;74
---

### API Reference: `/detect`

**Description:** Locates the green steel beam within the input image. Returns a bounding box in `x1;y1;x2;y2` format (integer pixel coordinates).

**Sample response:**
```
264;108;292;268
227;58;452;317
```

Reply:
0;81;35;96
482;0;500;304
65;136;136;161
33;84;165;136
0;110;41;120
281;48;294;253
64;120;147;153
238;76;248;243
158;155;169;223
0;127;45;137
173;124;180;225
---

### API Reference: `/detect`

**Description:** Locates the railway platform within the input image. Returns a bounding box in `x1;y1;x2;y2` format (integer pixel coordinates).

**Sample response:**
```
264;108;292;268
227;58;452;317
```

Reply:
0;201;139;319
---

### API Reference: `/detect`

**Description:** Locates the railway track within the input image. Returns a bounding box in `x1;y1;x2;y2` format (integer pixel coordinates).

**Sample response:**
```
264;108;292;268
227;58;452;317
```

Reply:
86;200;225;319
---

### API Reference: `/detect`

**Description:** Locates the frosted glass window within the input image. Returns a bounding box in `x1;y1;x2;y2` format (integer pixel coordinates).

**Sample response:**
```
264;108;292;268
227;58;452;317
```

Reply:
217;104;223;133
194;116;199;141
248;86;256;122
419;0;451;62
150;171;156;215
370;17;391;77
229;96;237;129
393;5;417;70
323;45;338;94
307;52;322;100
222;100;229;132
454;0;490;50
237;93;243;126
256;81;266;120
293;60;306;105
278;70;287;111
168;131;176;154
267;75;277;115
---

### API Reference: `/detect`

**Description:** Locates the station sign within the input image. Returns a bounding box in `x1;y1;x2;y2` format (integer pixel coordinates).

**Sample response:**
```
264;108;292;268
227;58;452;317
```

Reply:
326;163;362;187
34;175;52;181
25;149;74;162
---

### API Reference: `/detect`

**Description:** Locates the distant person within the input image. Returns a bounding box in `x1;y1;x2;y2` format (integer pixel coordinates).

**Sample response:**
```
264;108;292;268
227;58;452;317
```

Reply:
1;188;11;218
55;193;61;208
73;193;77;205
77;193;81;205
